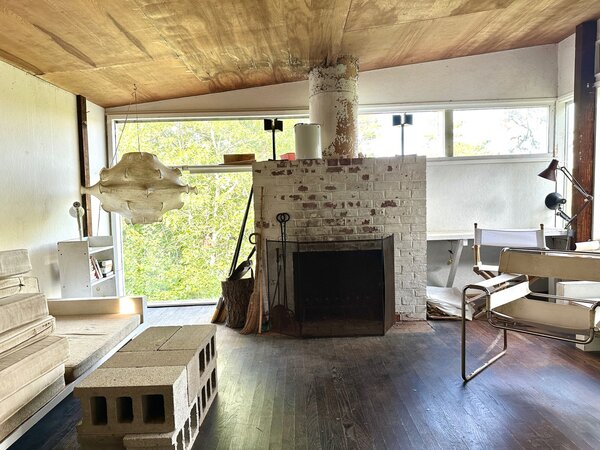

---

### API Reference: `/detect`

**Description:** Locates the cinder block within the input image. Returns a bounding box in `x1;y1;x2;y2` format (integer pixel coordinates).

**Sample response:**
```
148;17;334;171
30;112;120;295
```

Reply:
76;365;189;434
198;366;218;424
102;350;200;407
123;397;201;450
77;326;218;436
119;327;180;352
160;325;215;353
78;398;204;450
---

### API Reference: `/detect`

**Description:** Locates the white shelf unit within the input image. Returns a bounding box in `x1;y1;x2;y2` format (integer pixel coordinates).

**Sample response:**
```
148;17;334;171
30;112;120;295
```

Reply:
57;236;118;297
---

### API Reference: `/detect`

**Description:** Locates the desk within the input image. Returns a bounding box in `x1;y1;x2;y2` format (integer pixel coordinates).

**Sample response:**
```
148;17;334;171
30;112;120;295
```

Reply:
427;228;568;288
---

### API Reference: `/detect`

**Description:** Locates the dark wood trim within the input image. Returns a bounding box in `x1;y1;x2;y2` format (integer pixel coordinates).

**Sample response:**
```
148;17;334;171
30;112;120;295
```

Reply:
76;95;93;236
572;20;596;243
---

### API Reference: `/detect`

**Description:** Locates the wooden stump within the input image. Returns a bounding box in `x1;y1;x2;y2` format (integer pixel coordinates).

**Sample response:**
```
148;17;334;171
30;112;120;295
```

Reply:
221;278;254;328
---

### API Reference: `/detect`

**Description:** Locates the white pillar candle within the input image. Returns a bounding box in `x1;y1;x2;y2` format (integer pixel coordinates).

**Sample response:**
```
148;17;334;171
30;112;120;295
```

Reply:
294;123;322;159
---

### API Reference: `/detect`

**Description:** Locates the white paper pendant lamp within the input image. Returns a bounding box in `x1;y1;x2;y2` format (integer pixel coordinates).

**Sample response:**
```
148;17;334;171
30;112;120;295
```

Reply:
82;152;196;224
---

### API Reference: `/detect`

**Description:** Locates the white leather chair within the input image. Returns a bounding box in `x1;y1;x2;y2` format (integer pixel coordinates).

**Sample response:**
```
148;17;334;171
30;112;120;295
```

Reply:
462;248;600;381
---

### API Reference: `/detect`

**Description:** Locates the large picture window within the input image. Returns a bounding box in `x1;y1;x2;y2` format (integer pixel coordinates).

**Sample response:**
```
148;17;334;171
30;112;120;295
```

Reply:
114;117;304;303
112;104;552;302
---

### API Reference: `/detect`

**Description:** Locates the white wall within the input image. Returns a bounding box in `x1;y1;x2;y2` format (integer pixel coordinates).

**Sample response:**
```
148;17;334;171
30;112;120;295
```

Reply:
107;45;558;115
557;34;575;98
427;156;558;289
427;157;557;233
0;60;105;296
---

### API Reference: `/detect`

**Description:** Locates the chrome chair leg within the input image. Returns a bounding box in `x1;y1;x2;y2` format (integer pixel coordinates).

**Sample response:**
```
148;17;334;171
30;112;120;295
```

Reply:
461;286;508;382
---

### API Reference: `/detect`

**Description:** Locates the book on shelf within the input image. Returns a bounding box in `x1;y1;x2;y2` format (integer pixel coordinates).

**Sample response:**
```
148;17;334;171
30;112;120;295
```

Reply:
89;256;102;280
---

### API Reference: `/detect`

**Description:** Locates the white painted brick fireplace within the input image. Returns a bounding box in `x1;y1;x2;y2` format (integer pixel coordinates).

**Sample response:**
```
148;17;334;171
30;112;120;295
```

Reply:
252;155;427;320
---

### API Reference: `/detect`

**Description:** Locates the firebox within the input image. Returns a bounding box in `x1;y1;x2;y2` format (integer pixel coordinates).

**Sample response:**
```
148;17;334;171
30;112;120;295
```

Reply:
266;236;395;337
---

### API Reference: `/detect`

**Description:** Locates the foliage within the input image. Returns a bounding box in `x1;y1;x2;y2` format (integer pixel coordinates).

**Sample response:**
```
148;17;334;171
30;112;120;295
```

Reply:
453;108;547;156
116;118;304;302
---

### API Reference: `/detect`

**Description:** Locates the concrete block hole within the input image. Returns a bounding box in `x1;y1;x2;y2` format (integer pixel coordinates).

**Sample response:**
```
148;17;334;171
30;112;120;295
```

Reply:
210;336;215;358
199;349;205;373
205;343;211;363
90;396;108;425
142;394;165;424
116;396;134;423
184;417;191;445
191;404;198;431
201;387;206;410
211;368;217;390
176;429;184;450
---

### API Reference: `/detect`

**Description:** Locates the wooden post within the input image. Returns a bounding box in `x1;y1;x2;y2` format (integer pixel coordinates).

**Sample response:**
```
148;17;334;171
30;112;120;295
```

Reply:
76;95;93;236
572;20;596;242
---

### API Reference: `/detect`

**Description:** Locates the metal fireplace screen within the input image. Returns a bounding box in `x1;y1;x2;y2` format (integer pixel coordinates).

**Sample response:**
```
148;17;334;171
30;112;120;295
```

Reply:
266;236;395;337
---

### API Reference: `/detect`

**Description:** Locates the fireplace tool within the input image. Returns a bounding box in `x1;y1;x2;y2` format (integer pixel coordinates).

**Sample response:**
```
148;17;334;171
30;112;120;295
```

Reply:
276;212;290;303
271;212;301;336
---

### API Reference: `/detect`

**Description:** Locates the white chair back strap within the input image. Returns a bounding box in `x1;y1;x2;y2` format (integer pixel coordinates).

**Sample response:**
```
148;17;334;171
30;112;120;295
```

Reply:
474;227;545;248
499;249;600;282
488;281;530;310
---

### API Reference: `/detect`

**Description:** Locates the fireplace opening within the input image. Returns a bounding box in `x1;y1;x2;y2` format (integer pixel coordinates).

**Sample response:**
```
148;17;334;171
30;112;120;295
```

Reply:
267;236;395;337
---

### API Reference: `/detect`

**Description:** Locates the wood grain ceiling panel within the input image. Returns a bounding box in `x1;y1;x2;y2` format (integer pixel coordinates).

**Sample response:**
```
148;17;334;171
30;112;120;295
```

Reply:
342;10;501;70
0;0;598;106
131;0;295;87
40;59;207;108
454;0;600;55
345;0;515;31
0;0;171;72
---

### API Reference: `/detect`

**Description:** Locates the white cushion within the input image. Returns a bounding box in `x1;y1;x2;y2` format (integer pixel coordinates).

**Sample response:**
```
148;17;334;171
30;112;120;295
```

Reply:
0;335;69;403
0;293;49;335
0;249;31;279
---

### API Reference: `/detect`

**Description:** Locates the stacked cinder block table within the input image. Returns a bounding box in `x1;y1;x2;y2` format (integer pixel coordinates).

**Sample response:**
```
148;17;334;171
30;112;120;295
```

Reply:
75;325;217;450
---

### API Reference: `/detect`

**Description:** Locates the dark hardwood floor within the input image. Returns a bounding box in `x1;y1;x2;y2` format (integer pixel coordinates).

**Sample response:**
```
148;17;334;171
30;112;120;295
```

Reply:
10;306;600;450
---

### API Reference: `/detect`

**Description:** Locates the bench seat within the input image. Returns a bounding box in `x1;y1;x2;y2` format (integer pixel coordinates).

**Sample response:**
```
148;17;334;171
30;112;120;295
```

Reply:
55;314;141;383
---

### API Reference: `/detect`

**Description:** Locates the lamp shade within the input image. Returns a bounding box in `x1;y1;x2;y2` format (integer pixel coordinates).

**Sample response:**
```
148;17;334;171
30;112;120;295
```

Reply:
545;192;566;210
538;159;559;181
69;201;85;218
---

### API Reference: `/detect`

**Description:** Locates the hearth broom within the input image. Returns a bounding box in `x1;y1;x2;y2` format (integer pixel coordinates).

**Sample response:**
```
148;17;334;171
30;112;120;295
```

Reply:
240;187;264;334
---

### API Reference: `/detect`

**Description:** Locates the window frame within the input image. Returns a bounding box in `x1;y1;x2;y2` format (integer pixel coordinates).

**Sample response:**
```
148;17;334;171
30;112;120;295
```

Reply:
358;99;556;161
106;98;557;294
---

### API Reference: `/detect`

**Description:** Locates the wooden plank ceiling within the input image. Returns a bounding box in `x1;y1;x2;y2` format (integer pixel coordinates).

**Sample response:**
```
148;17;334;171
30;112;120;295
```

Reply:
0;0;598;107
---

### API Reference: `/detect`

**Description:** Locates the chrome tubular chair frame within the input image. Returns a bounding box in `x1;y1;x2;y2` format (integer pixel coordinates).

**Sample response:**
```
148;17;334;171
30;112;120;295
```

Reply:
461;274;523;382
461;247;600;382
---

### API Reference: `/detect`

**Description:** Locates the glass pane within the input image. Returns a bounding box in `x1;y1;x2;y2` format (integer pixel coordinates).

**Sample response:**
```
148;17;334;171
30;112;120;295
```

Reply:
358;112;443;158
453;107;549;156
121;172;254;302
115;117;307;165
114;118;313;302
